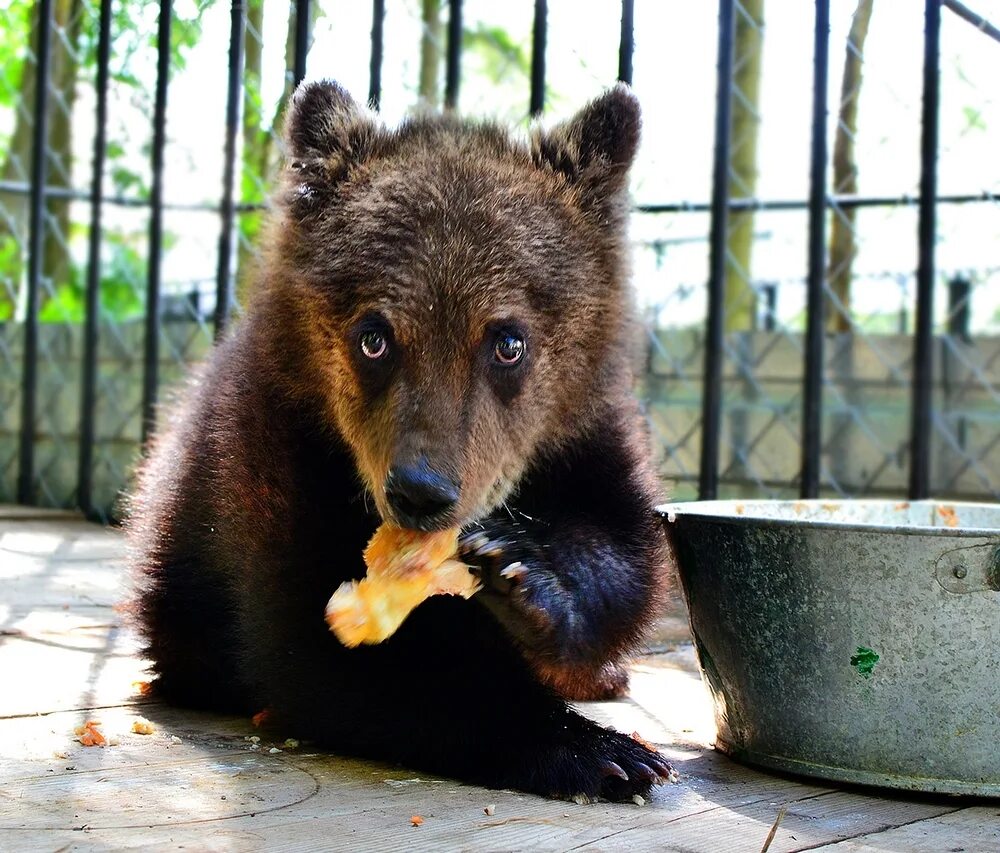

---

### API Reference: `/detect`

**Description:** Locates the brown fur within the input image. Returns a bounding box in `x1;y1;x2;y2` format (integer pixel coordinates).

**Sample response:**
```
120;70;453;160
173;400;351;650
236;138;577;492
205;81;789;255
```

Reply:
128;81;672;801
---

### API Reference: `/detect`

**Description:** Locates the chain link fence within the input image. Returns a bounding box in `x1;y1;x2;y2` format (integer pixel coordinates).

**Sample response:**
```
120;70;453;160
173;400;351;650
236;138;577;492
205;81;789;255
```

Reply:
0;0;997;519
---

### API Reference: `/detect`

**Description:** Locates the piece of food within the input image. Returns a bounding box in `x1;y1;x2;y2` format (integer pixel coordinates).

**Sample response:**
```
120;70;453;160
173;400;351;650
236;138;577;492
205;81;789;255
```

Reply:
325;524;479;647
937;505;959;528
74;720;106;747
131;716;156;735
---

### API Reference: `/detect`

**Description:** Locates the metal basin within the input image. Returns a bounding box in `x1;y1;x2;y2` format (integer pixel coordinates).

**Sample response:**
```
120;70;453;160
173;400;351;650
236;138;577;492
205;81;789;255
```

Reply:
659;499;1000;797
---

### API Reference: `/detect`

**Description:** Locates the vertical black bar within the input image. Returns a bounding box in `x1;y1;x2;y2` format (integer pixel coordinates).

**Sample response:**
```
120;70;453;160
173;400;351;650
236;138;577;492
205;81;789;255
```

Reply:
294;0;311;86
762;283;777;332
78;0;113;518
444;0;462;109
800;0;830;499
141;0;171;444
947;275;970;343
369;0;385;110
529;0;547;117
17;0;54;505
909;0;941;499
618;0;634;85
698;0;735;501
214;0;244;339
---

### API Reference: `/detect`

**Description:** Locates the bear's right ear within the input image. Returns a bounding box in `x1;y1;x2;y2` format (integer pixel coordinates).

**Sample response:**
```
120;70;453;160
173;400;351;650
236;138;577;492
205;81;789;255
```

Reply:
282;80;379;216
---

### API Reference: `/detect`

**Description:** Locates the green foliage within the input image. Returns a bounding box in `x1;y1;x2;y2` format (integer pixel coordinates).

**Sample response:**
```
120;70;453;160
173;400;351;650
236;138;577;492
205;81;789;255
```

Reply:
0;235;23;321
38;230;146;323
962;106;987;133
0;0;35;150
463;23;531;83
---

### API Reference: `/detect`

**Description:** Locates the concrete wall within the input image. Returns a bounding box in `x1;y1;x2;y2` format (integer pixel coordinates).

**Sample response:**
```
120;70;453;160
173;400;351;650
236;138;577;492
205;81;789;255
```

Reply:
644;328;1000;501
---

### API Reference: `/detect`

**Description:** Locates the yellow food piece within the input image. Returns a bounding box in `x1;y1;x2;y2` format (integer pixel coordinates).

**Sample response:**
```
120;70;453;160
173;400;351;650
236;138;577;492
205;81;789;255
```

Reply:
131;716;156;735
326;525;479;647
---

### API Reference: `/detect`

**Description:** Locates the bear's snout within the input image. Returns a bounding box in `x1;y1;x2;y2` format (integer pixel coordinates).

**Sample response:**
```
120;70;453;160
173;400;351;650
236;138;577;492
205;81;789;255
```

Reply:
384;457;460;530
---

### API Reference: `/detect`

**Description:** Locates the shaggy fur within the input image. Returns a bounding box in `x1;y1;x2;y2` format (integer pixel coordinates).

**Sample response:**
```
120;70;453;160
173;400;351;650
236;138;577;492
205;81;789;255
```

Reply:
128;81;671;801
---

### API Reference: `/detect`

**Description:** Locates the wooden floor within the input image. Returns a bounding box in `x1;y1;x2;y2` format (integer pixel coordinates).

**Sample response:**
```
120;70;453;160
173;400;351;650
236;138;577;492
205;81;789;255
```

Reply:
1;508;997;852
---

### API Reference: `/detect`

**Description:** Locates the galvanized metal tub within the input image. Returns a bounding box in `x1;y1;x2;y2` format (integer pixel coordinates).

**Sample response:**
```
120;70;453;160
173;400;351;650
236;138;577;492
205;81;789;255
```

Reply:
659;499;1000;797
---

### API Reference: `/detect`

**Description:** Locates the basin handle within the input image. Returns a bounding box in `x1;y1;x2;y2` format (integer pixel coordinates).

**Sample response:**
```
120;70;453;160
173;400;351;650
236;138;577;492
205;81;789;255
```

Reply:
934;543;1000;594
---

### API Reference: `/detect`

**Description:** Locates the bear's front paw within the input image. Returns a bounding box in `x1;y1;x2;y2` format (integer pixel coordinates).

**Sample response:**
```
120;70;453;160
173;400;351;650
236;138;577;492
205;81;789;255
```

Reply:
458;521;566;644
548;723;676;802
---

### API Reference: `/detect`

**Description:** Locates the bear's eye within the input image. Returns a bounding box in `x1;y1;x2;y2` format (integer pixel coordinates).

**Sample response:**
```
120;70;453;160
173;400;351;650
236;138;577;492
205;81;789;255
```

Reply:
360;330;388;360
494;333;525;366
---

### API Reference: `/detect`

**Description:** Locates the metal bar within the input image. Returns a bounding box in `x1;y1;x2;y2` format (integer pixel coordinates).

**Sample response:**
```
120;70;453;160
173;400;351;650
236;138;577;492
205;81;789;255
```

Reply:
16;0;54;505
368;0;385;110
141;0;171;445
636;192;997;214
909;0;942;500
78;0;113;518
698;0;735;501
947;275;971;343
294;0;310;86
761;283;777;332
800;0;830;499
0;180;993;215
942;0;1000;44
530;0;547;117
213;0;244;339
618;0;634;85
444;0;462;109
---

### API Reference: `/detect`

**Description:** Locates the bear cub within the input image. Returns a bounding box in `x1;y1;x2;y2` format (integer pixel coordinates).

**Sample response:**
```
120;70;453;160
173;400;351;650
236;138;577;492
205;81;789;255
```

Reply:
129;80;672;801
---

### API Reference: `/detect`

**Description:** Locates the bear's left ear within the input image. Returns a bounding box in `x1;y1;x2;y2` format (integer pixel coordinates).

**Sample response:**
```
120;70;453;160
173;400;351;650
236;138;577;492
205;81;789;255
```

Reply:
531;84;640;212
281;80;380;218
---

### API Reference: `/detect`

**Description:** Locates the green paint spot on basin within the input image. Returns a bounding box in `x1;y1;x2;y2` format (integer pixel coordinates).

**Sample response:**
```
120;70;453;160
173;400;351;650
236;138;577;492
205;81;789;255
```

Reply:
850;646;880;677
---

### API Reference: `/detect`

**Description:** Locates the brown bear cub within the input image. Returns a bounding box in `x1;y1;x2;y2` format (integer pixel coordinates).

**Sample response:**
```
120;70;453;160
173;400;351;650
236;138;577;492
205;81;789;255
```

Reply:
129;80;672;801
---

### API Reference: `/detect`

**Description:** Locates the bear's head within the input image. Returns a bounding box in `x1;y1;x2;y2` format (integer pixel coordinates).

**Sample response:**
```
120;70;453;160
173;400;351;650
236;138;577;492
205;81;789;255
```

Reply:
263;81;641;531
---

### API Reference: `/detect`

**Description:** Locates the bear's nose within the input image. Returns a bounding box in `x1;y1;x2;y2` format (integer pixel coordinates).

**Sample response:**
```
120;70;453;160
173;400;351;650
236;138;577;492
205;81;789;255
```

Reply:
385;458;460;529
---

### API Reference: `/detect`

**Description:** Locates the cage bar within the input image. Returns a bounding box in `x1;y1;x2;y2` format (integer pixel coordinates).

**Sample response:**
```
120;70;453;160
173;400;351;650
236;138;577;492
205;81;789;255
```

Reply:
78;0;113;518
213;0;244;339
698;0;735;501
801;0;830;499
530;0;548;117
16;0;54;505
369;0;385;110
294;0;310;86
909;0;942;499
141;0;172;444
618;0;634;85
445;0;463;110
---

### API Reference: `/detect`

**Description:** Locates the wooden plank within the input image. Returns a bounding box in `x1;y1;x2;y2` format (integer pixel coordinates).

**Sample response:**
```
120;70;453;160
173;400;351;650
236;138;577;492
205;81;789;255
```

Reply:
804;806;1000;851
1;517;993;852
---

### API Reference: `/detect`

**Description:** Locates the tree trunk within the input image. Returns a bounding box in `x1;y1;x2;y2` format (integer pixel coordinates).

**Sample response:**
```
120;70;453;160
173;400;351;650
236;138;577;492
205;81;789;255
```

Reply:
234;0;266;306
235;0;306;305
0;0;83;319
0;3;40;319
826;0;874;333
724;0;764;333
43;0;85;304
418;0;442;108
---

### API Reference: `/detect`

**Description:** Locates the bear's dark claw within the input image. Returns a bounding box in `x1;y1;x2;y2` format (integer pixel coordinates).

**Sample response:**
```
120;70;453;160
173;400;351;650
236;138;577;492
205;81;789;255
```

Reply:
600;760;629;781
632;761;665;786
499;561;527;583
